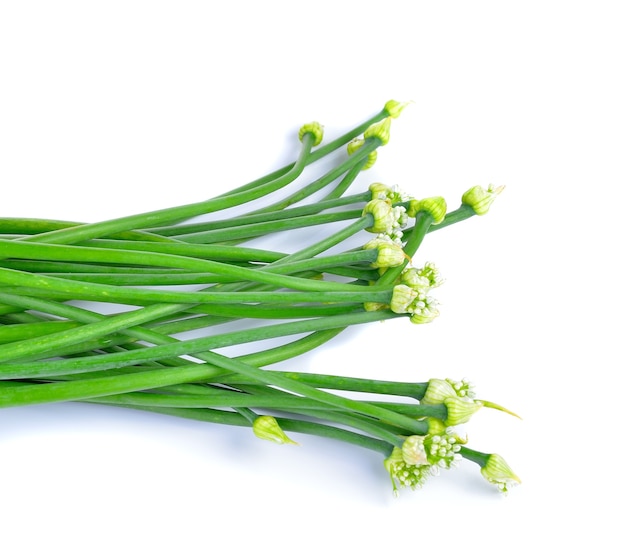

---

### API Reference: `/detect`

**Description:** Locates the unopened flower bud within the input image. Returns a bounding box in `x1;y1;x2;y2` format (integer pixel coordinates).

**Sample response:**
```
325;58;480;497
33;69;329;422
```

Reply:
407;196;447;224
363;301;389;312
253;416;297;445
384;99;412;119
425;418;447;435
422;378;458;405
364;236;406;269
362;199;394;234
481;453;521;493
368;182;393;201
298;122;324;146
444;397;483;426
347;139;377;169
363;117;392;145
462;184;505;215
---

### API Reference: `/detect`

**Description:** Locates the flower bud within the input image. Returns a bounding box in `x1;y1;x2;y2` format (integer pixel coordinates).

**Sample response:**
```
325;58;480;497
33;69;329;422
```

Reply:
425;417;447;435
364;236;407;269
461;184;505;215
363;199;408;242
422;378;458;405
298;121;324;146
390;284;418;314
384;99;412;119
363;301;389;312
253;416;297;445
363;117;392;145
480;453;521;493
362;198;394;234
368;182;393;201
407;196;447;224
347;139;377;169
444;397;483;426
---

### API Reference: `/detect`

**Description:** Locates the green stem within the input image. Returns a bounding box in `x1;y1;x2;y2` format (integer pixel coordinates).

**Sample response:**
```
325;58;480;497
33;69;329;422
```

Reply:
459;447;490;467
245;138;380;215
376;211;434;287
91;403;395;455
0;238;384;295
178;349;428;435
0;310;401;379
221;371;429;400
17;131;318;245
210;107;389;199
425;204;477;232
146;192;370;237
171;209;363;244
0;291;197;364
321;157;367;201
0;218;172;242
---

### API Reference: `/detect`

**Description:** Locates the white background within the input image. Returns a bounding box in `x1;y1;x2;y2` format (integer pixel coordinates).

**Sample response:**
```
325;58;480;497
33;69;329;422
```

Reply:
1;1;624;556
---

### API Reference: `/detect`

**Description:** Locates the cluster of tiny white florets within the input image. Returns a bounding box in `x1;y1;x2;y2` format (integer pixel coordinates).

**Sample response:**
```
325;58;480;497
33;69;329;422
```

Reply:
384;446;434;493
423;378;474;405
389;262;442;323
447;377;476;400
385;431;464;493
423;430;464;469
362;198;408;243
369;182;411;205
401;262;444;290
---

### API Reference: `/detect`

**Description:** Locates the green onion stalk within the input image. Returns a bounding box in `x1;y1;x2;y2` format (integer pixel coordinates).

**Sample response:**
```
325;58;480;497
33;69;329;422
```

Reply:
0;101;518;495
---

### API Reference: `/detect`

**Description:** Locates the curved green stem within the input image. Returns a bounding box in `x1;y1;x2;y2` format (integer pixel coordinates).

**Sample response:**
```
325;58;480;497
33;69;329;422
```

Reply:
245;138;381;215
171;209;363;244
17;131;318;246
146;192;370;237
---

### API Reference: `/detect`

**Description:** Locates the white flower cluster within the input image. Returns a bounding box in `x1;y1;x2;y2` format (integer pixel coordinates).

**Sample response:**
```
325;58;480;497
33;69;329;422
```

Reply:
384;445;434;493
369;182;411;205
389;262;443;324
385;430;464;494
362;198;408;243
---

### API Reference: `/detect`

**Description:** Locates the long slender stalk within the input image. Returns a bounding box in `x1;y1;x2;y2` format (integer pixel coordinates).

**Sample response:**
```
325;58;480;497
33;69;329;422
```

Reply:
16;131;318;245
0;310;402;379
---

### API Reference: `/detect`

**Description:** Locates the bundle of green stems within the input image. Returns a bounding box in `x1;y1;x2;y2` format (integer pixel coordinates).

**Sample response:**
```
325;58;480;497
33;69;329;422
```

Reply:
0;101;519;494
